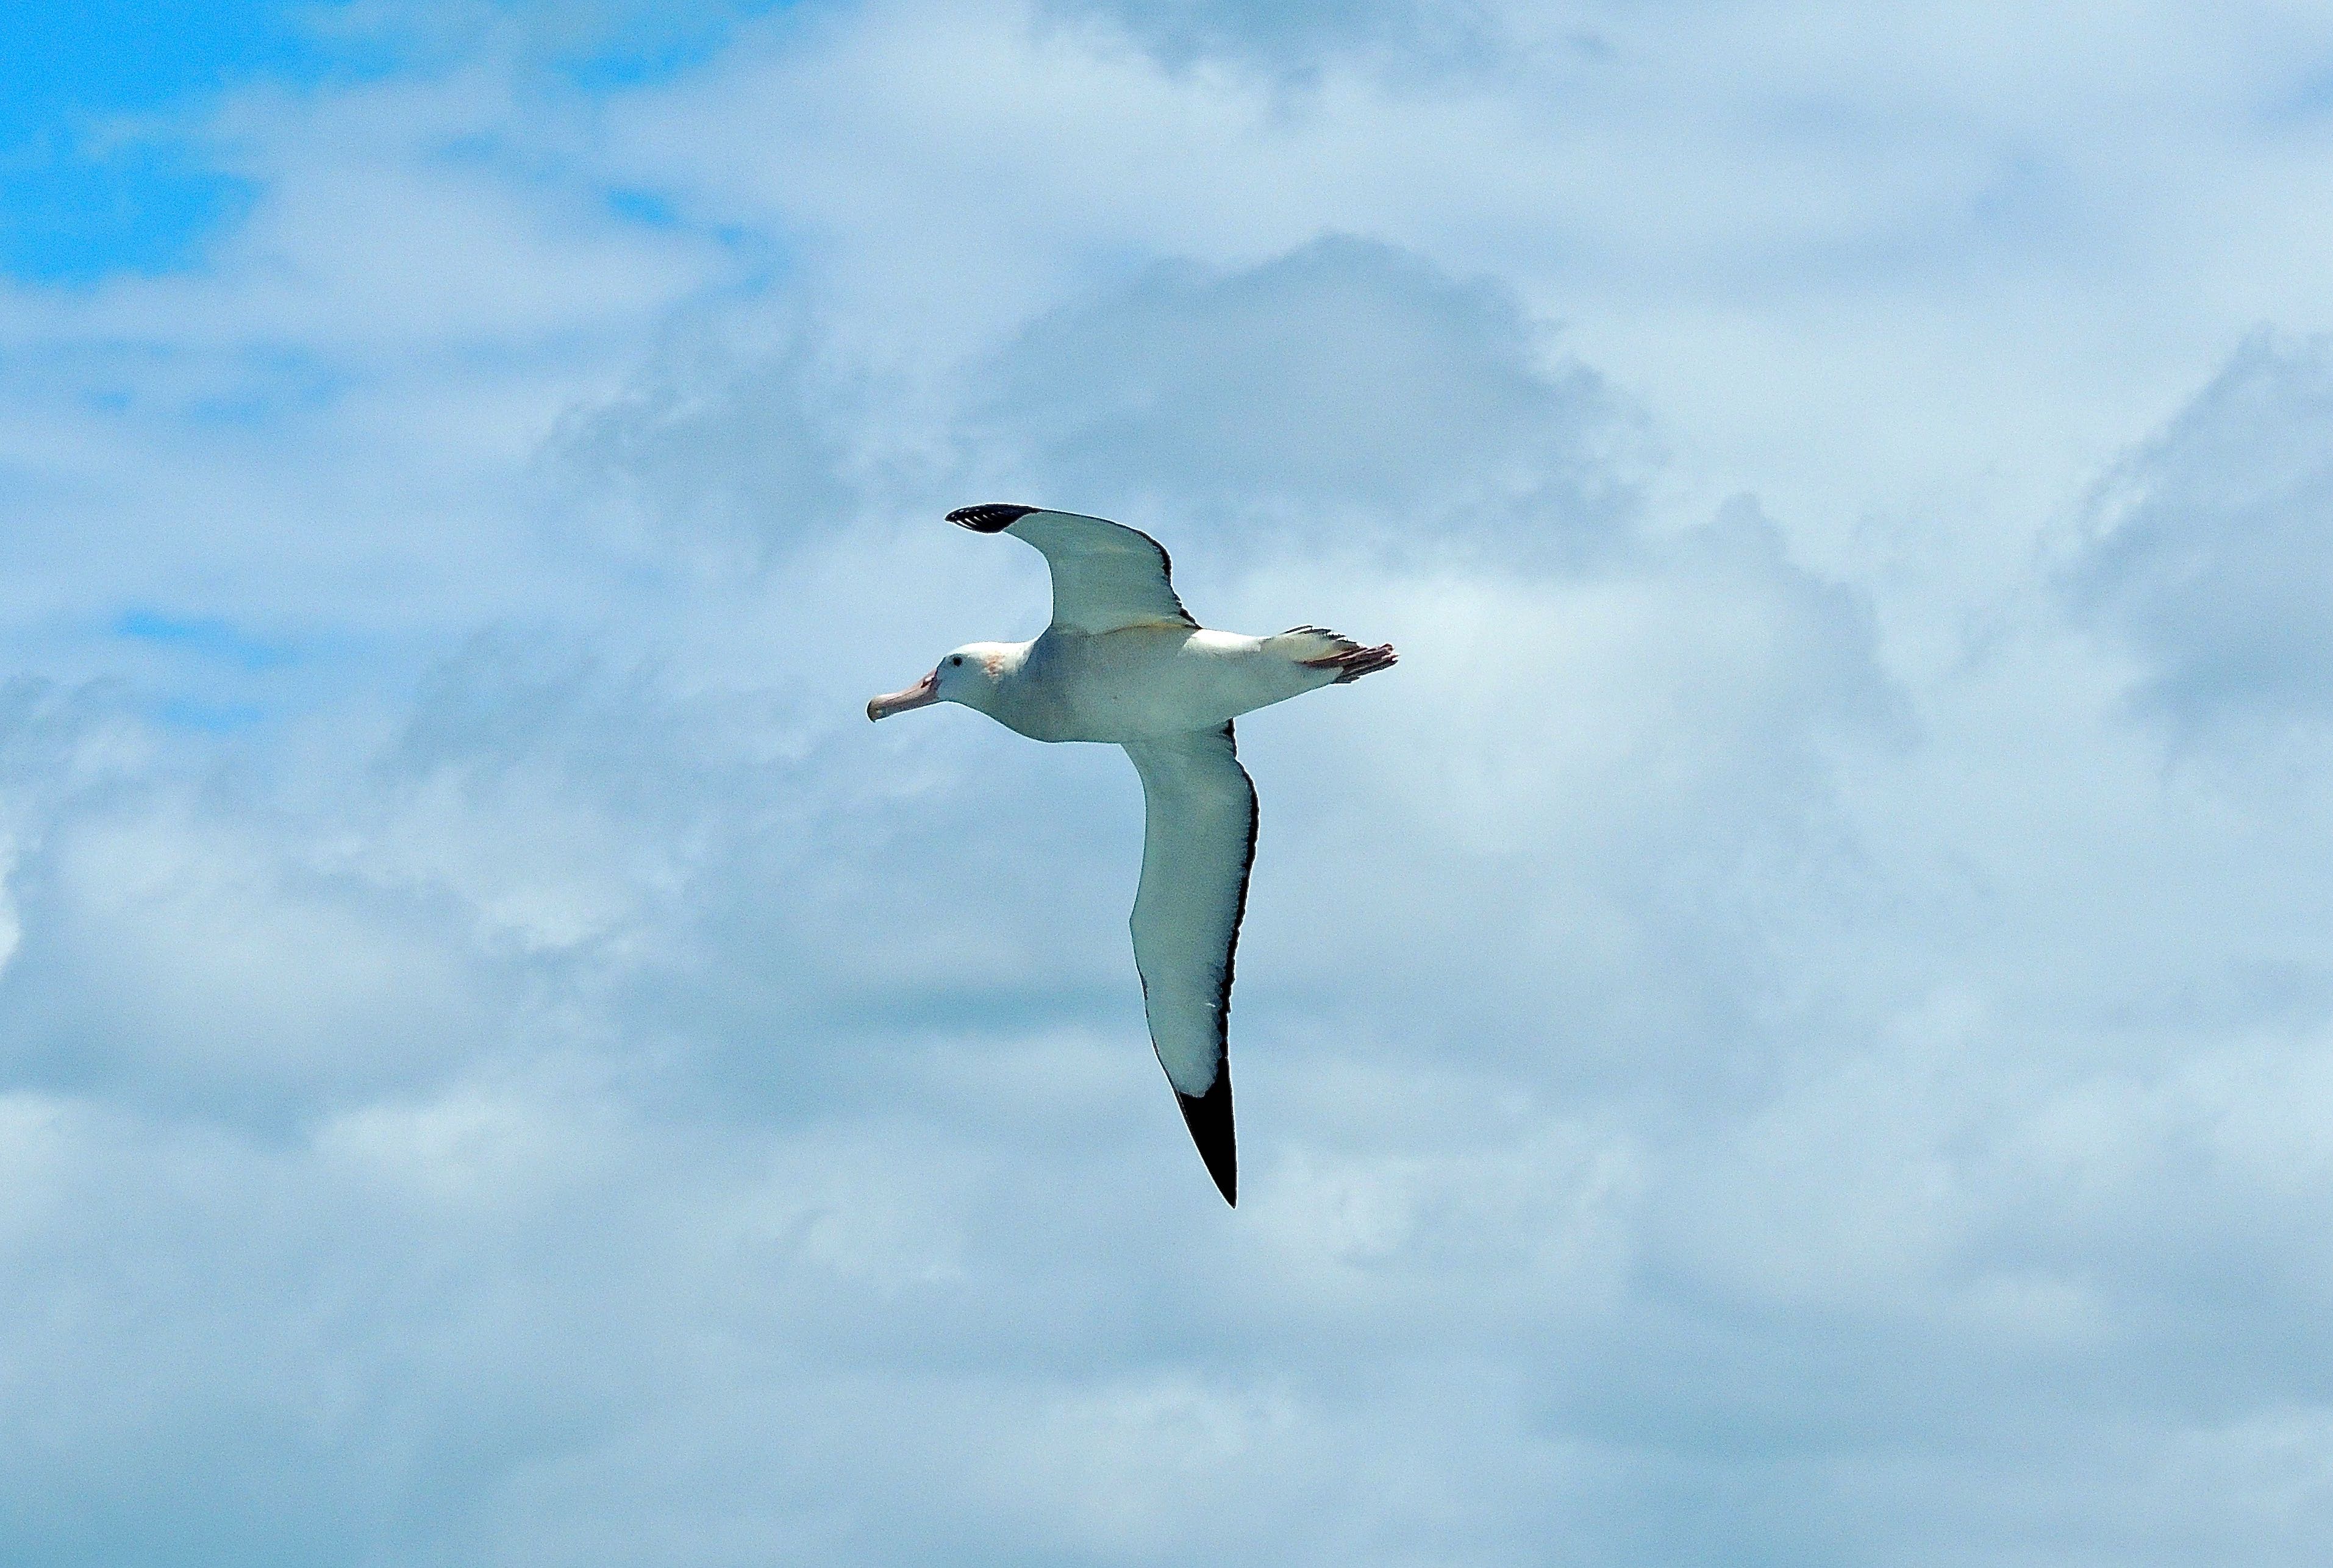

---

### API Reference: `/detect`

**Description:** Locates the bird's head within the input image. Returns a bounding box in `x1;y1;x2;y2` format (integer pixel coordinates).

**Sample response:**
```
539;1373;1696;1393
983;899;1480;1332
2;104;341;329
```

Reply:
867;643;1011;721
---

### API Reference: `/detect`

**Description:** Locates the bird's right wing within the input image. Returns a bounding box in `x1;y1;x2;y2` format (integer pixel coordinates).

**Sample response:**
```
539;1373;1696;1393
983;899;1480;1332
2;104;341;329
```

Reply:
949;504;1199;635
1122;723;1257;1206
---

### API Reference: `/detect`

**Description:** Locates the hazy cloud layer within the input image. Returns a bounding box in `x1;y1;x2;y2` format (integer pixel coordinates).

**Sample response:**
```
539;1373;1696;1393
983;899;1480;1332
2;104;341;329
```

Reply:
5;2;2333;1564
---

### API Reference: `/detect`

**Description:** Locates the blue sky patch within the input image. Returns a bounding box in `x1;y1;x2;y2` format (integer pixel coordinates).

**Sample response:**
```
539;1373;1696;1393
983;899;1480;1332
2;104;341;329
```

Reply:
0;0;324;281
552;1;793;91
0;144;258;283
115;609;298;671
0;0;787;284
154;694;270;733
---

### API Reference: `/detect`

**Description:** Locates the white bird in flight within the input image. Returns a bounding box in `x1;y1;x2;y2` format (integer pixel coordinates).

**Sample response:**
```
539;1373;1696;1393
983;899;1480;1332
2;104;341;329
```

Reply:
868;505;1396;1205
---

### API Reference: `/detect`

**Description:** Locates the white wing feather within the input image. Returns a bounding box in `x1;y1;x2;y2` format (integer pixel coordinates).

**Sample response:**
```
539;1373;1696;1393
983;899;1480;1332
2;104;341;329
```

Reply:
962;507;1198;635
1123;724;1256;1097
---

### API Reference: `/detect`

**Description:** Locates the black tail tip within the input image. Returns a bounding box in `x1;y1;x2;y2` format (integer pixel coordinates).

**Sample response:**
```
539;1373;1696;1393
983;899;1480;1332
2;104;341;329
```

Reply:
1176;1076;1238;1206
946;503;1037;533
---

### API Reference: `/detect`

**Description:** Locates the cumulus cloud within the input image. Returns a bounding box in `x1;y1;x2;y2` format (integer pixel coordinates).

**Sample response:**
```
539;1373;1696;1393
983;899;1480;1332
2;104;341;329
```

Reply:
541;319;920;571
1207;496;1906;1106
969;236;1654;568
2065;332;2333;731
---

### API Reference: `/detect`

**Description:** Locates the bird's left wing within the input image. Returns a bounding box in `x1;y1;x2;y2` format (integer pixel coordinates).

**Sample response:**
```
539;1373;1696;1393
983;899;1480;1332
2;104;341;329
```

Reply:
949;504;1198;635
1121;722;1256;1206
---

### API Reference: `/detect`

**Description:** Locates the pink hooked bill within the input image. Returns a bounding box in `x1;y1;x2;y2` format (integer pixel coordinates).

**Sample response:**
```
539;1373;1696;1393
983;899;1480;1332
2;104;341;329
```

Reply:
866;669;940;721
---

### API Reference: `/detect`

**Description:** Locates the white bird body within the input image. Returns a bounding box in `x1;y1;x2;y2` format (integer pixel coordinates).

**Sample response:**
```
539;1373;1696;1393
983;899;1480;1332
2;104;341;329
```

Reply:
962;626;1354;744
868;505;1396;1206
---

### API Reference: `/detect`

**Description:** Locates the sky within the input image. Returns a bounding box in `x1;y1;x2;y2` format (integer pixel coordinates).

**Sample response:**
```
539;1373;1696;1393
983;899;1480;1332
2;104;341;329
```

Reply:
4;1;2333;1563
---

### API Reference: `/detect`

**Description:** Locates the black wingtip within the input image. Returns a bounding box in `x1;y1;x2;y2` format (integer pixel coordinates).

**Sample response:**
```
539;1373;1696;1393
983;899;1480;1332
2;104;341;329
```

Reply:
946;503;1038;533
1176;1075;1238;1206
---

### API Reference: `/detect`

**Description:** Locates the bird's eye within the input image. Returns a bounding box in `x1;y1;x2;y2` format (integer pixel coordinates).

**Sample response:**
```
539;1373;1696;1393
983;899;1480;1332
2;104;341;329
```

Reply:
949;655;963;667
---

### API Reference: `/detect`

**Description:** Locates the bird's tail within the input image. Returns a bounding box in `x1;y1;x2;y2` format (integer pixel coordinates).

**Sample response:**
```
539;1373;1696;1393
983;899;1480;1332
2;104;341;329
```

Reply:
1273;625;1399;684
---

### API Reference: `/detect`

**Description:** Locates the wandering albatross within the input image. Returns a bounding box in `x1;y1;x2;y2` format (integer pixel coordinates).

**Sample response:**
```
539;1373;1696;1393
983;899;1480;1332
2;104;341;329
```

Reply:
868;505;1396;1206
